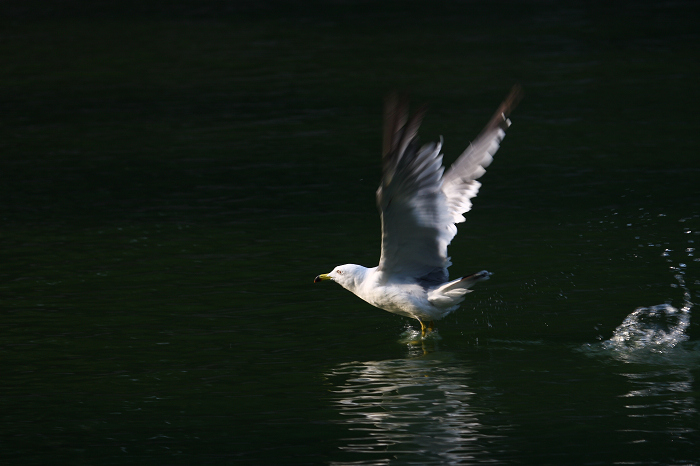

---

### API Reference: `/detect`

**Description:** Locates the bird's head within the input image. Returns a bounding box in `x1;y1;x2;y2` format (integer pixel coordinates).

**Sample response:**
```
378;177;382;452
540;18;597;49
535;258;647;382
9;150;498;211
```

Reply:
314;264;367;292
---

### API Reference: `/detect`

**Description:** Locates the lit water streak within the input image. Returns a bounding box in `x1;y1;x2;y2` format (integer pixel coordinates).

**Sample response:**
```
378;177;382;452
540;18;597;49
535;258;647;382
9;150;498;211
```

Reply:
325;356;510;465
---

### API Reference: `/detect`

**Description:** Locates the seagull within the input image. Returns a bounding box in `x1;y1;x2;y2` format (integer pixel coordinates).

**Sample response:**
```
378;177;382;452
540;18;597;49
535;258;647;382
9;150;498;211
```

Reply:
315;86;521;336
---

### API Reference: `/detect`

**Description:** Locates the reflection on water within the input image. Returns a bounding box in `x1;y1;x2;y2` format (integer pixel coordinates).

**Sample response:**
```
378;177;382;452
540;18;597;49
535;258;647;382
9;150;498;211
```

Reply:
324;353;509;465
616;363;698;448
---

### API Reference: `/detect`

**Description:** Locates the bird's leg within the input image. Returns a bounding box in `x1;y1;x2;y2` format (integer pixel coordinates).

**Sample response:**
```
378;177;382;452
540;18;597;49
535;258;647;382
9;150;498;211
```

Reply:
419;320;435;337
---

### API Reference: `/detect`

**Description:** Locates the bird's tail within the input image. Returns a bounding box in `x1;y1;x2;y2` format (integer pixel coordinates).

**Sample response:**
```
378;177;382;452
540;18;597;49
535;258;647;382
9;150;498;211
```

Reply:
457;270;492;288
427;270;491;308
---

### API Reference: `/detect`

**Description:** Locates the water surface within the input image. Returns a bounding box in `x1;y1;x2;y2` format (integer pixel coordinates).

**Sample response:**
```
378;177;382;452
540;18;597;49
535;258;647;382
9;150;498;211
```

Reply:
2;1;699;464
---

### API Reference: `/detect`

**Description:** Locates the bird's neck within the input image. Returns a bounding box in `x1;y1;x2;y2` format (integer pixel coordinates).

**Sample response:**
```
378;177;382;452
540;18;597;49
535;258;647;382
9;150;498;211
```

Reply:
343;266;379;299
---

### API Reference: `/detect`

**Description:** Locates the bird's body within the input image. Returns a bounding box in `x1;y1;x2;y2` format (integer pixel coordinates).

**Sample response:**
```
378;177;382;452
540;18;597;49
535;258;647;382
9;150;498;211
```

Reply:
315;87;521;335
321;264;492;323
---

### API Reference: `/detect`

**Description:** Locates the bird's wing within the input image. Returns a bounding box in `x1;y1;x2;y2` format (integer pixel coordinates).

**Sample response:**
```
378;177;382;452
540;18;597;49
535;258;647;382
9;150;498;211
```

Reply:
376;87;521;282
442;85;522;224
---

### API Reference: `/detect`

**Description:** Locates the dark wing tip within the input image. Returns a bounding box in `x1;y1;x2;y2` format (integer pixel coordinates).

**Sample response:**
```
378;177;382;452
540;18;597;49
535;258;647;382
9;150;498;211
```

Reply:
383;92;408;159
487;85;523;132
381;92;428;186
502;84;524;118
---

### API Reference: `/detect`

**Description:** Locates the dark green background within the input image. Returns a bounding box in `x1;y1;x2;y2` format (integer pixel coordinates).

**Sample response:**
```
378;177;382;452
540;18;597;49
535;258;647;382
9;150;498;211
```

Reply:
2;1;699;464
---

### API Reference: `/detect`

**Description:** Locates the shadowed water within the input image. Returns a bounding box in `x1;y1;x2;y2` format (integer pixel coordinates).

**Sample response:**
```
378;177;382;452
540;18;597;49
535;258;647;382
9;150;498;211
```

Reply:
2;1;700;464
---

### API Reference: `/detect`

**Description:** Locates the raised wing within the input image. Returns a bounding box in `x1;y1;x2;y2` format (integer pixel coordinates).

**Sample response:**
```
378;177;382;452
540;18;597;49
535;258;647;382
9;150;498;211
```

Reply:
376;87;521;282
442;85;522;224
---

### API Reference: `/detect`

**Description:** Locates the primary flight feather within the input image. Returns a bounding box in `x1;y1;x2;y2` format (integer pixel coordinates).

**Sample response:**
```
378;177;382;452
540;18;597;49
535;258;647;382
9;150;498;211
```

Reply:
315;86;521;335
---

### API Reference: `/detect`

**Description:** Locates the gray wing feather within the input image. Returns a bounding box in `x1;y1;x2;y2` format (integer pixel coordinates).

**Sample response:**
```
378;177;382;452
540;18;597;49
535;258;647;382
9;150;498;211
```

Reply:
443;85;522;224
376;87;521;281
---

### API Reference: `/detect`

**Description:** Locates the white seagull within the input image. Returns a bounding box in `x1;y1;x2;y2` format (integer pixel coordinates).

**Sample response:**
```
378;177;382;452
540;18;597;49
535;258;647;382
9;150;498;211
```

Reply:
315;87;521;336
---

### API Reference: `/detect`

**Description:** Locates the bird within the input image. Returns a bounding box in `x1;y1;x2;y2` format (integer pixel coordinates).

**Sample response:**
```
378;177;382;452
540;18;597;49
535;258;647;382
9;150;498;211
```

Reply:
314;86;521;337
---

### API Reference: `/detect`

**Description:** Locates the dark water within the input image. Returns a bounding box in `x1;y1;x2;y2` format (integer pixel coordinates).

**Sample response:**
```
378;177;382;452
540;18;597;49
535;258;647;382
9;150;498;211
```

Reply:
2;1;700;464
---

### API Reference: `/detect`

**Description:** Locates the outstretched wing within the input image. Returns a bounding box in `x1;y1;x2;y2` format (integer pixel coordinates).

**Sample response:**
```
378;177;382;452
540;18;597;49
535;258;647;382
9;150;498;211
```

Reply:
442;86;522;223
376;86;521;282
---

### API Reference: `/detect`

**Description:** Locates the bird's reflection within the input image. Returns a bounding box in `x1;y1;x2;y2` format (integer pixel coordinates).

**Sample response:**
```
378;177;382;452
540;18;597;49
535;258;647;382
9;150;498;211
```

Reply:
324;351;507;464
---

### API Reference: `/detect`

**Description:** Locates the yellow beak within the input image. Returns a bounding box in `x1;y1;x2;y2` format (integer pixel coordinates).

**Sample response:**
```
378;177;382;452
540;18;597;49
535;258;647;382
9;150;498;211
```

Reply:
314;273;331;283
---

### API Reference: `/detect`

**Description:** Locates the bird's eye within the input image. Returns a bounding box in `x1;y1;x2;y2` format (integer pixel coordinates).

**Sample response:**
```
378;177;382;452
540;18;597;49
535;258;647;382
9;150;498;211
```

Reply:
337;270;343;275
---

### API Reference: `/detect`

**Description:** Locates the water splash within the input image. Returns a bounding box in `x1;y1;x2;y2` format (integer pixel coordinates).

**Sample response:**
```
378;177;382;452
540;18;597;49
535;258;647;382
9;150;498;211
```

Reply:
600;303;690;361
584;244;696;365
579;216;700;457
397;325;442;346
